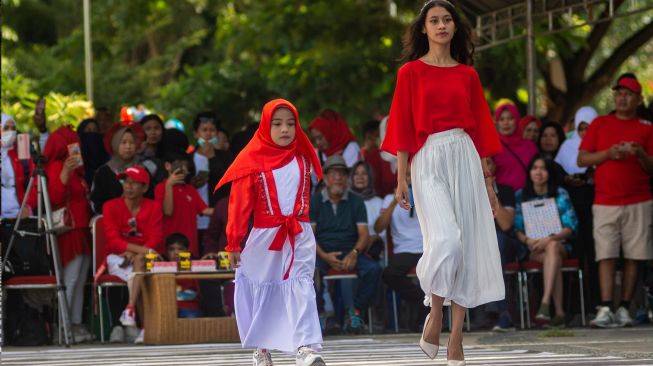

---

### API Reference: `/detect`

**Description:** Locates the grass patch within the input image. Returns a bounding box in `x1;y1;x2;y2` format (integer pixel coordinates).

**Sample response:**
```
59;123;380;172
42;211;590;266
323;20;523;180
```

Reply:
539;328;576;337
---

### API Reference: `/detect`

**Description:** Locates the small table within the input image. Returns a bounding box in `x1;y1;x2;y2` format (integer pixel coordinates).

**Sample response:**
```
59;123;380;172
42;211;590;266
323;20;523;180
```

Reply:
137;271;239;344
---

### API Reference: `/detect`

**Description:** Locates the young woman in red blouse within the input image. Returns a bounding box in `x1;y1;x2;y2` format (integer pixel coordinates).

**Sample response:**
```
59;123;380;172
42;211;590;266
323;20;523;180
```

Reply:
381;1;504;364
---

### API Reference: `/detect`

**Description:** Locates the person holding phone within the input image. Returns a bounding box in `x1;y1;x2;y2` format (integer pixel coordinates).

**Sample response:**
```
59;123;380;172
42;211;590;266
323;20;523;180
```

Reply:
381;1;504;364
42;126;94;342
1;113;37;219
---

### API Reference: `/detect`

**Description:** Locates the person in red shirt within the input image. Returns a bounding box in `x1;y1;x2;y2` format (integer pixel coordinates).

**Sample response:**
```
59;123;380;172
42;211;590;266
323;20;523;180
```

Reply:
309;109;363;167
381;2;503;364
155;152;214;257
578;73;653;329
165;233;203;318
103;166;163;344
360;119;396;197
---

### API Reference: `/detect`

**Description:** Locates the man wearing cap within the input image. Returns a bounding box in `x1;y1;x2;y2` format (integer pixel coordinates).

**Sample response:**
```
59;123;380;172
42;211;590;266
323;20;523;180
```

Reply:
310;155;381;334
103;166;163;343
578;73;653;328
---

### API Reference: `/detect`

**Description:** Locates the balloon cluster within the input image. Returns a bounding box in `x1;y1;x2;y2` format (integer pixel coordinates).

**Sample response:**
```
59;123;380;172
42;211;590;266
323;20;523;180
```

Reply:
120;104;151;122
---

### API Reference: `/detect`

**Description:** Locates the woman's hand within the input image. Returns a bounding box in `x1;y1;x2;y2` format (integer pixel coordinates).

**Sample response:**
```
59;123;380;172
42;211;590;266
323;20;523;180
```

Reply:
395;180;411;210
60;156;80;184
227;251;241;270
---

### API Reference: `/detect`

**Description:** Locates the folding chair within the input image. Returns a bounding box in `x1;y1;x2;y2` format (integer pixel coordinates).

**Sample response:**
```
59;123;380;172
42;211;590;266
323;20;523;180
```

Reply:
90;215;127;342
503;261;526;329
521;258;586;328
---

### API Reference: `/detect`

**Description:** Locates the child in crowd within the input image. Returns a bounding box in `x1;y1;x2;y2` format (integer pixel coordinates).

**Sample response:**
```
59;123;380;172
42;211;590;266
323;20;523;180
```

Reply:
103;166;163;344
155;151;214;257
215;99;325;366
165;233;203;318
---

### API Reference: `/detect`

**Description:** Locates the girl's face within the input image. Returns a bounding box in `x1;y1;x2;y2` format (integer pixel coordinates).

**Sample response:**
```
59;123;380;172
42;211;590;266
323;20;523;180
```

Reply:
423;6;456;47
142;119;163;146
270;107;296;147
577;122;589;139
194;121;217;142
117;131;137;161
522;121;539;141
530;159;549;187
497;110;516;136
310;128;328;151
540;127;560;153
352;165;369;190
166;242;186;262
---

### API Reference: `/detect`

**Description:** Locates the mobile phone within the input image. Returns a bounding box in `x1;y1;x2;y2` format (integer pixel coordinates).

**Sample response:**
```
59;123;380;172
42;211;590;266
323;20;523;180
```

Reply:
619;142;632;153
17;134;31;160
67;142;83;166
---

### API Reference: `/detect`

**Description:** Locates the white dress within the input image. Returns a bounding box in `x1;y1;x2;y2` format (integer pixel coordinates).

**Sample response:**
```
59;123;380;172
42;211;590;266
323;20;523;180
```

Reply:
235;157;323;353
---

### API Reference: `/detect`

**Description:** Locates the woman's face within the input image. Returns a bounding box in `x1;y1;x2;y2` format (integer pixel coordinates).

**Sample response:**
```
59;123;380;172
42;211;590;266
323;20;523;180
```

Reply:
310;128;328;151
82;121;99;133
269;107;297;147
2;120;16;133
117;132;137;161
142;119;163;146
577;122;589;139
530;159;549;187
540;127;560;153
522;121;539;141
352;165;369;190
216;130;230;151
497;110;516;136
423;6;456;47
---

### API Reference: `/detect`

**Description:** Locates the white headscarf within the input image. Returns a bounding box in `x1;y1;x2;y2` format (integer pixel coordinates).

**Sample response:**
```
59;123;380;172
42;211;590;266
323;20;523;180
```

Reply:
555;106;598;175
1;113;20;218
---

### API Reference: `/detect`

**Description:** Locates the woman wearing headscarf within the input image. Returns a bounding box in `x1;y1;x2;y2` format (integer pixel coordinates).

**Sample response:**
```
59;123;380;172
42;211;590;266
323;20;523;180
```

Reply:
309;109;362;167
1;113;36;219
493;104;539;192
43;126;93;342
519;115;542;142
350;161;385;259
555;107;598;177
76;118;109;185
538;122;566;160
90;122;146;213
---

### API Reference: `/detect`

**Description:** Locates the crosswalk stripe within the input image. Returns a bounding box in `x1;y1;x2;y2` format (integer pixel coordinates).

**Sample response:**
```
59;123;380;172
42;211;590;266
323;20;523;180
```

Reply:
2;338;652;366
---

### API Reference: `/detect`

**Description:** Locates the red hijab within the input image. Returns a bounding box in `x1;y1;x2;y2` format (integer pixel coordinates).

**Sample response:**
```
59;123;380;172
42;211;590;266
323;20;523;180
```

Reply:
43;126;84;175
518;115;542;136
216;99;322;190
309;109;356;157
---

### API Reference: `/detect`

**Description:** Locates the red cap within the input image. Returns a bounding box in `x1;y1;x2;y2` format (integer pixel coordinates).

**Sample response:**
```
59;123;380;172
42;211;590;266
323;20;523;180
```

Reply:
612;77;642;94
117;166;150;186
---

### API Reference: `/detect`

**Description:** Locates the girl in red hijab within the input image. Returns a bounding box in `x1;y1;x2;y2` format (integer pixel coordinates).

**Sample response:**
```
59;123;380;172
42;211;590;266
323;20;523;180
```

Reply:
215;99;325;366
42;126;93;342
309;109;362;167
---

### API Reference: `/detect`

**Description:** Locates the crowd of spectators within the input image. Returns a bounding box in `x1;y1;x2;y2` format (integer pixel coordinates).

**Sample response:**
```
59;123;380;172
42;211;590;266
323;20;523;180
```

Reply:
1;72;653;344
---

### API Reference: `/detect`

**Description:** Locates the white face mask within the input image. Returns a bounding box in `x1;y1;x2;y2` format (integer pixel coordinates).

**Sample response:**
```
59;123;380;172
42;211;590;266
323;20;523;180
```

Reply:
1;130;16;148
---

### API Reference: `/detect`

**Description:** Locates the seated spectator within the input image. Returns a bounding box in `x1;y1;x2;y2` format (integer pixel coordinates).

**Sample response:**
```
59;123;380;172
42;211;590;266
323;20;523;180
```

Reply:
1;113;36;219
77;118;109;185
494;103;538;192
538;122;566;160
103;166;163;344
360;120;396;197
42;126;93;342
486;156;526;332
520;115;542;142
579;73;653;328
90;122;146;213
310;155;381;334
309;109;363;167
165;233;203;318
216;126;230;151
375;164;424;330
139;114;166;188
155;151;214;257
514;155;578;327
349;161;385;260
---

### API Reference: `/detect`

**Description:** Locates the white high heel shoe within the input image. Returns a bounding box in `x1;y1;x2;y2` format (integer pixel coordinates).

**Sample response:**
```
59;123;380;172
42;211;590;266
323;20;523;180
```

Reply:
418;314;439;359
447;338;466;366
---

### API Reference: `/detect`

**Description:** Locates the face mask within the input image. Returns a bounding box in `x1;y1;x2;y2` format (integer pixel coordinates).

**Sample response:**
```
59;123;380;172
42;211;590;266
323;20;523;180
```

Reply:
198;137;219;147
1;130;16;148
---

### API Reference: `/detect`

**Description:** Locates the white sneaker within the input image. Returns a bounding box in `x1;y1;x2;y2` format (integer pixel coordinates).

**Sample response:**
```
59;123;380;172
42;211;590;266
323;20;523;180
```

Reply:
134;329;144;344
72;324;93;343
590;306;616;328
109;326;125;343
615;306;633;327
253;349;274;366
296;346;326;366
119;306;137;327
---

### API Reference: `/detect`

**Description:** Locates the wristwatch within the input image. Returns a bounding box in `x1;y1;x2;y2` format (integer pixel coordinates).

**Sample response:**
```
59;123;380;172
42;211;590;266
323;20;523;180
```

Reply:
351;248;360;256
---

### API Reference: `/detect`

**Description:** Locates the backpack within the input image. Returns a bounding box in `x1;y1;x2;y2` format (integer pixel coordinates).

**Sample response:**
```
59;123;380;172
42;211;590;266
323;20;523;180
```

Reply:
3;293;50;346
1;218;53;278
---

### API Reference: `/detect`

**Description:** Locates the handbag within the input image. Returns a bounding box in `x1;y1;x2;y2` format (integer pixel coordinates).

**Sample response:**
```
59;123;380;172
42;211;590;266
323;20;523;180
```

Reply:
51;206;74;234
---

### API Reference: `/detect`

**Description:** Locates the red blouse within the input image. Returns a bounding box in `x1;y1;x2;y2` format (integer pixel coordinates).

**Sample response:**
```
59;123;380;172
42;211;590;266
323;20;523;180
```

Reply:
381;60;501;158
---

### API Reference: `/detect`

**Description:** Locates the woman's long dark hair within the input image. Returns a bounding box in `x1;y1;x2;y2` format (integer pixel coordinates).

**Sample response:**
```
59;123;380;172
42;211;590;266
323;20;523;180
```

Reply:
400;0;475;65
537;121;566;157
522;154;560;201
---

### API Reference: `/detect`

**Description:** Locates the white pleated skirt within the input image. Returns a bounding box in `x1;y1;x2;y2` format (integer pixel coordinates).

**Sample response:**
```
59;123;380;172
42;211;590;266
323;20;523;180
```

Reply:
412;129;505;308
234;222;323;354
